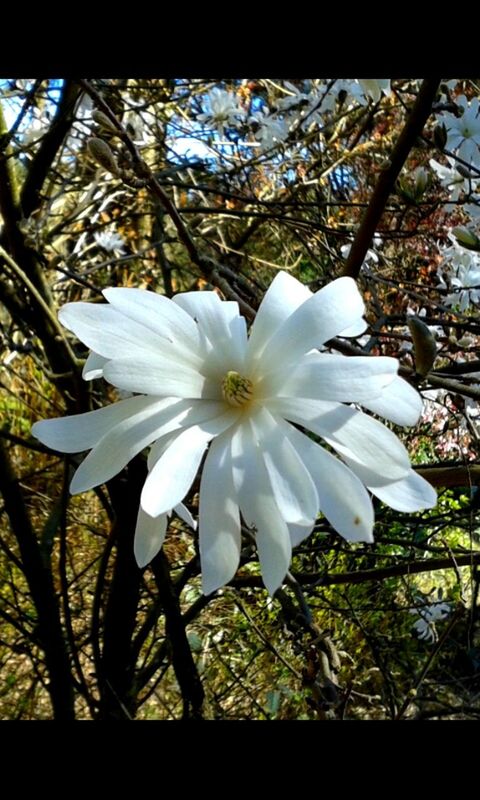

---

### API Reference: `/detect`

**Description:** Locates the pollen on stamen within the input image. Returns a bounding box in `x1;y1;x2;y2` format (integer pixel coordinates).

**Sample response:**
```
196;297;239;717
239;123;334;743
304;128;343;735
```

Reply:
222;370;254;407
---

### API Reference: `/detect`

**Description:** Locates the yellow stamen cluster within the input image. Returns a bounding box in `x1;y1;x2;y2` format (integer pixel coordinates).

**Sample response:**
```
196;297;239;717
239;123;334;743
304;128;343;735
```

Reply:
222;371;254;407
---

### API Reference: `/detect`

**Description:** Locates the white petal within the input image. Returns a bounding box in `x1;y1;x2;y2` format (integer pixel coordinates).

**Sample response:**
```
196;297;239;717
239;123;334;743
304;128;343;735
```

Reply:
338;318;368;337
199;433;241;595
147;430;179;471
288;520;316;547
259;353;398;403
360;376;423;426
233;422;291;595
82;351;108;380
247;271;311;361
134;507;168;568
282;421;374;543
70;399;224;494
253;277;365;372
173;291;247;372
269;396;411;481
59;303;180;361
103;287;202;367
249;406;318;524
32;394;159;453
255;510;292;596
102;356;216;399
369;470;437;512
174;503;197;530
141;409;241;517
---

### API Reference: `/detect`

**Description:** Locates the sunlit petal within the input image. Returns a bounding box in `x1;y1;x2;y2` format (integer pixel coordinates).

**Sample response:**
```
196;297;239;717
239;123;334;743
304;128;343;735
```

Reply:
134;507;168;568
141;409;241;517
33;394;161;454
254;276;365;371
199;432;241;595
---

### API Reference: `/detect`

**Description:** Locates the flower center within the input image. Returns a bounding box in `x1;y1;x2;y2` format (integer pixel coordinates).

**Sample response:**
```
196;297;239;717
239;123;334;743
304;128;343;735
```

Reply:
222;371;254;407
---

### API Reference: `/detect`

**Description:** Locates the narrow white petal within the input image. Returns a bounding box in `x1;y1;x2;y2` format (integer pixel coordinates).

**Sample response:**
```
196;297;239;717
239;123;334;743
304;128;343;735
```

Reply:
103;287;202;361
361;376;423;426
270;396;411;481
284;423;374;543
288;520;316;547
32;394;160;453
259;353;398;403
232;422;292;595
199;433;241;595
141;409;241;517
247;271;312;363
255;513;292;596
174;502;197;531
173;291;247;372
147;430;180;470
254;277;365;372
103;356;216;399
338;318;368;337
134;507;168;568
70;399;224;494
369;470;437;512
82;351;108;380
230;419;255;495
249;406;318;524
59;303;180;361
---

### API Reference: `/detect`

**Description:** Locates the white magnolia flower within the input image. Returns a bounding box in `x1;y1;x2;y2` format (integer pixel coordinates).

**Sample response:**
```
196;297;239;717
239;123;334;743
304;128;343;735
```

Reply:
32;272;436;595
275;81;311;113
429;155;480;213
357;79;391;104
439;95;480;168
251;110;290;151
410;592;451;644
438;238;480;311
430;156;480;218
331;79;391;107
446;264;480;311
196;88;245;136
94;230;126;255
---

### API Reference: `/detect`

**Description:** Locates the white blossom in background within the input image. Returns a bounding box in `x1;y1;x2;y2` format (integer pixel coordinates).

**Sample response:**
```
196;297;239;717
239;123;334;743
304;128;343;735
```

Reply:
357;79;392;104
410;591;451;644
341;234;383;268
421;387;476;458
438;238;480;311
274;82;324;132
94;230;126;255
439;95;480;169
329;79;391;108
196;88;246;136
250;109;290;151
429;156;480;215
32;271;436;596
21;110;49;148
275;81;311;113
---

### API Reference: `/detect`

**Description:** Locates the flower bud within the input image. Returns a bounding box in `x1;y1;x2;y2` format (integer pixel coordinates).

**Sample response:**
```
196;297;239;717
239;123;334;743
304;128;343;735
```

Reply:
397;177;414;202
452;226;480;251
91;109;119;135
414;167;428;196
408;316;437;378
87;137;120;176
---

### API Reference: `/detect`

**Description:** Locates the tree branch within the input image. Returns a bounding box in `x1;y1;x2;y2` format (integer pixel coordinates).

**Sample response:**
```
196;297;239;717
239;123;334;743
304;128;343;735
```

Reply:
342;79;441;279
